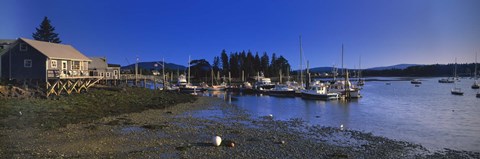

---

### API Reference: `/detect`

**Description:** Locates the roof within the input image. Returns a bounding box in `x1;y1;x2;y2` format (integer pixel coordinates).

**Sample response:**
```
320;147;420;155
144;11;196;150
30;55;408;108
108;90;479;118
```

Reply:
108;64;121;67
88;57;107;69
20;38;91;61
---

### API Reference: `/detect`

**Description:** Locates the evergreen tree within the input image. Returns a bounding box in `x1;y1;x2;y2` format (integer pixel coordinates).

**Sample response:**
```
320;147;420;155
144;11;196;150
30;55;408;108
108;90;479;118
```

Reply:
254;52;261;73
213;56;220;72
32;16;62;43
260;52;270;75
221;50;229;74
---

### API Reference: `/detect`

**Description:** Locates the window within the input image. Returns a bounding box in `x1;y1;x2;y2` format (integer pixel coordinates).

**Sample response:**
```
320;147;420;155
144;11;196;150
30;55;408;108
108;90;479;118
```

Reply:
71;61;80;70
100;72;104;77
106;72;110;77
114;70;118;76
51;60;57;68
20;43;27;52
24;59;32;68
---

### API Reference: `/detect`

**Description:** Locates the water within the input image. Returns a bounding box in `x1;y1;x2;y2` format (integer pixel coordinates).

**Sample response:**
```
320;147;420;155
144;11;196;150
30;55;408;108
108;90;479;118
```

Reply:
207;77;480;152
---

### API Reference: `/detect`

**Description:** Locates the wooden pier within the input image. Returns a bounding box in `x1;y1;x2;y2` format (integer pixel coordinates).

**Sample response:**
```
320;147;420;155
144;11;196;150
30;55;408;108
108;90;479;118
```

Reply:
45;70;103;97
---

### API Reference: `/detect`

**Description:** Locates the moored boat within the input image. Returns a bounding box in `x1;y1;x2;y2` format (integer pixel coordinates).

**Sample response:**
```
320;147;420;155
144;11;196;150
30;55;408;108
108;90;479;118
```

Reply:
269;84;296;97
439;78;455;83
451;88;464;95
254;73;275;90
411;79;422;84
328;80;361;98
301;83;339;100
472;52;479;89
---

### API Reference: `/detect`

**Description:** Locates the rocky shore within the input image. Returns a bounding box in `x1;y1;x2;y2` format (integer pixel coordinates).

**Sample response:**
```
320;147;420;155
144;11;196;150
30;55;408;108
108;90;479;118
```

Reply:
1;88;479;158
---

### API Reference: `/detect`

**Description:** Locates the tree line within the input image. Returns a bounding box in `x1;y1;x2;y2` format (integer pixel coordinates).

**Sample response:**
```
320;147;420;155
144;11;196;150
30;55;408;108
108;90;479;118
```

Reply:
362;63;479;77
190;49;291;81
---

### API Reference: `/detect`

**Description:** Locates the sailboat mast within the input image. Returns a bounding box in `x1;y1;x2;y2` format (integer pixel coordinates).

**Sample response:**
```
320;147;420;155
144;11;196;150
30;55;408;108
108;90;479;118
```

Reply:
341;44;344;77
299;35;303;87
454;57;457;79
188;56;191;84
475;50;477;79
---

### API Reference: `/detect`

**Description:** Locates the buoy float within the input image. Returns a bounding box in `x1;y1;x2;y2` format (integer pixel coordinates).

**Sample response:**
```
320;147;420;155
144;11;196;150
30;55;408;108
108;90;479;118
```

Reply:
269;114;273;117
212;136;222;146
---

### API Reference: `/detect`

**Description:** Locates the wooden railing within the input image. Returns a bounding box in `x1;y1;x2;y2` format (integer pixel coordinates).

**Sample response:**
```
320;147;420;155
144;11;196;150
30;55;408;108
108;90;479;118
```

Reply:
47;69;100;79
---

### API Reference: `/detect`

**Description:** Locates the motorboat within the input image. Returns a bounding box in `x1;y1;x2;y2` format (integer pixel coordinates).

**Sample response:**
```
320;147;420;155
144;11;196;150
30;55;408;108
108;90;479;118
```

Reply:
301;83;339;100
269;84;296;97
410;79;422;84
439;78;455;83
254;73;275;90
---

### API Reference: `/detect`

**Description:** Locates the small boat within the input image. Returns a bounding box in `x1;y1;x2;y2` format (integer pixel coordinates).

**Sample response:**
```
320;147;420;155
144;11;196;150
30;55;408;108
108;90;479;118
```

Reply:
386;82;391;85
254;73;275;90
472;81;480;89
451;88;464;95
472;52;479;89
439;78;455;83
476;92;480;98
329;80;361;98
207;82;227;91
301;83;339;100
269;84;296;97
451;59;463;95
411;79;422;84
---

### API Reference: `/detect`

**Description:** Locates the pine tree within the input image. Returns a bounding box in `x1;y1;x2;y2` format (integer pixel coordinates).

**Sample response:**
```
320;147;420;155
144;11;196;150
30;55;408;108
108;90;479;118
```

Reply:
32;16;62;43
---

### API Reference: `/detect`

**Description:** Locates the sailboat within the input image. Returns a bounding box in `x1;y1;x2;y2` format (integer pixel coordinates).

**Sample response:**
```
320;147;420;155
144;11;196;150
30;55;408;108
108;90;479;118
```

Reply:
328;45;361;98
207;69;226;91
451;58;464;95
357;56;365;87
180;56;198;94
472;51;479;89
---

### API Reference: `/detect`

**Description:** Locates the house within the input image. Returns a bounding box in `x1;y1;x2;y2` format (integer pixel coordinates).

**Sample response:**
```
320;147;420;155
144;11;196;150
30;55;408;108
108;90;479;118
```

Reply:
88;57;121;80
1;38;91;81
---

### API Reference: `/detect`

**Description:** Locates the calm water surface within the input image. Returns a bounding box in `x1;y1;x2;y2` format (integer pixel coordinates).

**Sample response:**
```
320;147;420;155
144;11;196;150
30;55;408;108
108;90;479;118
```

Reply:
213;77;480;152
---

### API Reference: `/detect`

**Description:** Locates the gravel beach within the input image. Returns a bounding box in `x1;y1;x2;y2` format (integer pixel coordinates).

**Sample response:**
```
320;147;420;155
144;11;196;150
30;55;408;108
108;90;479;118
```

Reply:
1;93;479;158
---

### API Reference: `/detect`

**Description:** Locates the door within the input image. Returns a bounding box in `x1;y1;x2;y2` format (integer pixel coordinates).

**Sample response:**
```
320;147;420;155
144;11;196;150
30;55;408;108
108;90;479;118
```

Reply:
62;61;68;75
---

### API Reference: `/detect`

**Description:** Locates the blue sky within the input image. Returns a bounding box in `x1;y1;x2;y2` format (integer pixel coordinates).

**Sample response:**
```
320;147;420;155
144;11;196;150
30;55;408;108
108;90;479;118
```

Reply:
1;0;479;69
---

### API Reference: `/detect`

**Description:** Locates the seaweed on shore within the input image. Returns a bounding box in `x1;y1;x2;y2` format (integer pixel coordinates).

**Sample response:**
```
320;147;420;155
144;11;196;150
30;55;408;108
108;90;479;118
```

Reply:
0;87;196;130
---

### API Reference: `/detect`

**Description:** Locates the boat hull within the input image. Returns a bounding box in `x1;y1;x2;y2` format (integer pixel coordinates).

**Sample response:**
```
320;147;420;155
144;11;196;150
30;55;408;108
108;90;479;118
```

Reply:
301;92;338;100
269;90;296;97
451;91;464;95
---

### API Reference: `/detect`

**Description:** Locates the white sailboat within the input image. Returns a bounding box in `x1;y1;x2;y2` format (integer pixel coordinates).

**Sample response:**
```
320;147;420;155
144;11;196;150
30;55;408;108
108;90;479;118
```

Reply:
472;51;479;89
330;44;361;98
451;58;464;95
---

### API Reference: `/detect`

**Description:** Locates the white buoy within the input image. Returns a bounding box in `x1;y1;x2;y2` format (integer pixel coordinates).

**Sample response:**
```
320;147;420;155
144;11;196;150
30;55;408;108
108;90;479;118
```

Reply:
212;136;222;146
340;124;344;129
19;111;22;116
269;114;273;117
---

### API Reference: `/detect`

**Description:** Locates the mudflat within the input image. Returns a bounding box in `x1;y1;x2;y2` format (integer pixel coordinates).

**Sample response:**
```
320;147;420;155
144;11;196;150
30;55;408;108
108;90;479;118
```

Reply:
0;88;478;158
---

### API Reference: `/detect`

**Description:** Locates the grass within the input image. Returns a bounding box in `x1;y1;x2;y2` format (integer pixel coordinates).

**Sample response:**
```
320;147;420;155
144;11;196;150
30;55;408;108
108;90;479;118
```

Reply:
0;87;196;129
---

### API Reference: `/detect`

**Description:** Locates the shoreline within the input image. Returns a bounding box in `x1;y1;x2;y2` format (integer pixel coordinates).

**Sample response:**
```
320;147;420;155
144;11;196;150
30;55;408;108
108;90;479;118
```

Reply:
1;89;479;158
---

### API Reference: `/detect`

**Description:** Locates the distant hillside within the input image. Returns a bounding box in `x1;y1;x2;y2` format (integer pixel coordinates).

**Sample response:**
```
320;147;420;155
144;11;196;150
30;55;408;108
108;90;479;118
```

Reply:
367;64;420;70
309;67;334;73
121;61;186;71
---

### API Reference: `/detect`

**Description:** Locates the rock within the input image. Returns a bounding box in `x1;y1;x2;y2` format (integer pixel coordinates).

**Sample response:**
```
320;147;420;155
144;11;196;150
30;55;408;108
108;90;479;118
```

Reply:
227;141;235;147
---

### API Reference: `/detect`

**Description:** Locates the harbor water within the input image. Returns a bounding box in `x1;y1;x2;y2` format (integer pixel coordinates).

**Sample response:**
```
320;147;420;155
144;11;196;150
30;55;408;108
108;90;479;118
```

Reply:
205;77;480;152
